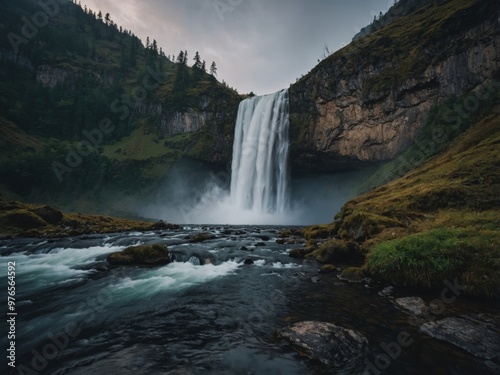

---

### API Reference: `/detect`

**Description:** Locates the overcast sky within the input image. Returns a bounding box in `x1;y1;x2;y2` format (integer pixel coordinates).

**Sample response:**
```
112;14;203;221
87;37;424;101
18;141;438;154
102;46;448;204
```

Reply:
80;0;393;95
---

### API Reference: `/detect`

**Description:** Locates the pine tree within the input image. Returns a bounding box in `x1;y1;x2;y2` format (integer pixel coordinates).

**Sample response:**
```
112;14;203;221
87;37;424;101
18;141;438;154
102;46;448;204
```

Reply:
210;61;217;76
146;36;150;49
177;50;184;63
97;11;102;21
193;51;202;69
201;60;206;72
105;13;110;25
183;50;188;65
152;39;158;54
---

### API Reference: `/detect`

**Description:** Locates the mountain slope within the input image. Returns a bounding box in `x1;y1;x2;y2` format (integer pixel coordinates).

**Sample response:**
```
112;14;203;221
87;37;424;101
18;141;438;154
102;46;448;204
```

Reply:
289;0;499;174
0;0;241;211
302;103;500;298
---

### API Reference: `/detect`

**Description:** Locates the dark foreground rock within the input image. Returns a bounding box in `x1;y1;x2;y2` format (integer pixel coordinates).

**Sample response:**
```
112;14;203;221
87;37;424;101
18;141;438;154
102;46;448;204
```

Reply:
277;321;368;367
107;244;170;266
420;314;500;361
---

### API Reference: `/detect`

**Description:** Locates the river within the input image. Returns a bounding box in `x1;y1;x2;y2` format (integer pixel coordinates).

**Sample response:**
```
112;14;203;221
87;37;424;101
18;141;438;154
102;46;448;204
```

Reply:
1;226;497;374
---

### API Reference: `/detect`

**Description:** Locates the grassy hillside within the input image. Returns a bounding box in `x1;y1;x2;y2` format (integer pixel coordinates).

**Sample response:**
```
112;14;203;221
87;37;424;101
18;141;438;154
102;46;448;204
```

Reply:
301;101;500;298
0;195;178;238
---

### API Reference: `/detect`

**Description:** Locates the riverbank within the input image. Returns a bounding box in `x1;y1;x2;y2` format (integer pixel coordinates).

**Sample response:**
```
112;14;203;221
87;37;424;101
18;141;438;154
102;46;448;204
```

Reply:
297;106;500;299
0;196;178;239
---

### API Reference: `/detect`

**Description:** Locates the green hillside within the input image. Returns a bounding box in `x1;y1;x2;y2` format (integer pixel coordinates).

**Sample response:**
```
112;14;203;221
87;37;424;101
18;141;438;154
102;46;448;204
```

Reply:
0;0;241;211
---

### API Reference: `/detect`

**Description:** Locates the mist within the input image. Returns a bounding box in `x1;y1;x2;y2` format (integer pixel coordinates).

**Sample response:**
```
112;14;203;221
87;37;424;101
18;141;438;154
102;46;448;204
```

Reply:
135;162;373;226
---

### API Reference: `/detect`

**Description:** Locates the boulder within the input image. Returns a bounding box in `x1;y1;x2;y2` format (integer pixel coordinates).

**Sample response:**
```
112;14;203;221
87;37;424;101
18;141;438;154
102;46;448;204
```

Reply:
289;247;314;258
150;220;178;231
394;297;428;317
107;244;170;266
338;267;364;283
420;314;500;361
277;321;368;367
319;264;338;274
379;286;394;297
33;205;63;225
189;232;216;243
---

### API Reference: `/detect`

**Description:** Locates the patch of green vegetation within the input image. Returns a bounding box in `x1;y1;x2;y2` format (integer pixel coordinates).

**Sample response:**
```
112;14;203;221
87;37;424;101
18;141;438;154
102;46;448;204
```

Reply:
365;228;500;298
302;224;336;240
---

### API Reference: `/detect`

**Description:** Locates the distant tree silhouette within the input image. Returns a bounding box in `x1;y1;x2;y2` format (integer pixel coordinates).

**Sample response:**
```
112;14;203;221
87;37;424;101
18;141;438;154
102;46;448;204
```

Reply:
210;61;217;76
193;51;202;69
177;50;184;63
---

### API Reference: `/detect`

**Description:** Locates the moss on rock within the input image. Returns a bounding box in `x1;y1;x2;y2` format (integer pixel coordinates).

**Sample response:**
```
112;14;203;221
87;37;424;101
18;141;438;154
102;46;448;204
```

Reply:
306;239;363;264
189;232;216;243
289;247;314;258
108;244;170;266
338;267;365;283
0;209;47;230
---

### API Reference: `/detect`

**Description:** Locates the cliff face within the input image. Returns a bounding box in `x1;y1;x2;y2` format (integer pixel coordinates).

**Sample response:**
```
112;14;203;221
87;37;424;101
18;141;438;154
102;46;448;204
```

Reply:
289;0;500;173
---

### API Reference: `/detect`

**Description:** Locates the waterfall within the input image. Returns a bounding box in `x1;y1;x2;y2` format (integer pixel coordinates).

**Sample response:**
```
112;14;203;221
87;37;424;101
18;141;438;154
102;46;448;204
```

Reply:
230;89;290;214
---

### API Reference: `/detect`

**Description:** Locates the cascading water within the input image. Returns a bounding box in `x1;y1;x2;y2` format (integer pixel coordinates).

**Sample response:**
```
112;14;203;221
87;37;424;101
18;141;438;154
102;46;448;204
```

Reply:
230;89;290;215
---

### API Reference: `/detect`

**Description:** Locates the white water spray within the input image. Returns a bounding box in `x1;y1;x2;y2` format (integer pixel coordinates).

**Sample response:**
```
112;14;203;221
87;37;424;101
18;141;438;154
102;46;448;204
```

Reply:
230;89;290;215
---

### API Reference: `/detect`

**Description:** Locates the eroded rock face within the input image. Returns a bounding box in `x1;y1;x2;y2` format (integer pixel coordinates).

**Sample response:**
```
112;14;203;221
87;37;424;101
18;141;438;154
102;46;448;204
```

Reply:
289;3;500;173
277;321;368;368
420;314;500;361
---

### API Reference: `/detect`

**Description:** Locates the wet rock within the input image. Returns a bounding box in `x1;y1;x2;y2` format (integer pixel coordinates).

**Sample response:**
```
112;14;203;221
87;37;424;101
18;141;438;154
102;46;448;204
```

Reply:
243;258;254;265
420;314;500;361
240;246;249;251
107;244;170;266
394;297;427;317
255;242;266;247
277;321;368;367
256;235;271;241
275;238;285;245
311;276;321;283
289;247;314;258
189;232;216;243
379;286;394;297
337;267;364;283
150;220;178;231
319;264;338;274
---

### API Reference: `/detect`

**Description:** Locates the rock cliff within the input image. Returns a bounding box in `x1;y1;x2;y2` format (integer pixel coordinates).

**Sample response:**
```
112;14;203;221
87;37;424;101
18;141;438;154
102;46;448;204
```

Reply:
289;0;499;174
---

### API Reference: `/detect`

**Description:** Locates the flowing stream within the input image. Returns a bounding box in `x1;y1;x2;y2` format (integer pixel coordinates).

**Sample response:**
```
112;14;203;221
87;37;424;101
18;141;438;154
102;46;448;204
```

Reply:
1;228;497;375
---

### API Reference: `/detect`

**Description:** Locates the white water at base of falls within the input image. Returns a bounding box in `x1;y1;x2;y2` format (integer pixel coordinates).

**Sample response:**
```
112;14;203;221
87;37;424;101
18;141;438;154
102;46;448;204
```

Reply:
230;89;290;215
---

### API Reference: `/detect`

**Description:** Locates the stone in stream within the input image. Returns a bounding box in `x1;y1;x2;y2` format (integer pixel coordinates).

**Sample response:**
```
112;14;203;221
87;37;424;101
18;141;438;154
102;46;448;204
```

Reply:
107;244;170;266
420;314;500;361
379;286;394;297
277;321;368;367
393;297;428;317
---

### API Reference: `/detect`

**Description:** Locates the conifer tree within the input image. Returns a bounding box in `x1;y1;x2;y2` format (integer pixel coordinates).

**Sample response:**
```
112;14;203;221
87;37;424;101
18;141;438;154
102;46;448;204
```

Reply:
210;61;217;76
193;51;202;69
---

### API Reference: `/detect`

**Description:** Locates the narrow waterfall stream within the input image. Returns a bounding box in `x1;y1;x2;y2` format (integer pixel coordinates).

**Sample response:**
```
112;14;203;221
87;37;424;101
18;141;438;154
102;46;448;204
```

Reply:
230;89;290;215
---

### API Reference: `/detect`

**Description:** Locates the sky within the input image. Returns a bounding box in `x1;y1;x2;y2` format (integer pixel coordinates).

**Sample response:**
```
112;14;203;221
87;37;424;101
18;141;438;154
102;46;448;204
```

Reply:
80;0;393;95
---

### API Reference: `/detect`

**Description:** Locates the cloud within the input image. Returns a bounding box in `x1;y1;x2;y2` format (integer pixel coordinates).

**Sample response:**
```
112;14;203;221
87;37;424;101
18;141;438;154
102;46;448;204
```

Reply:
81;0;391;94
